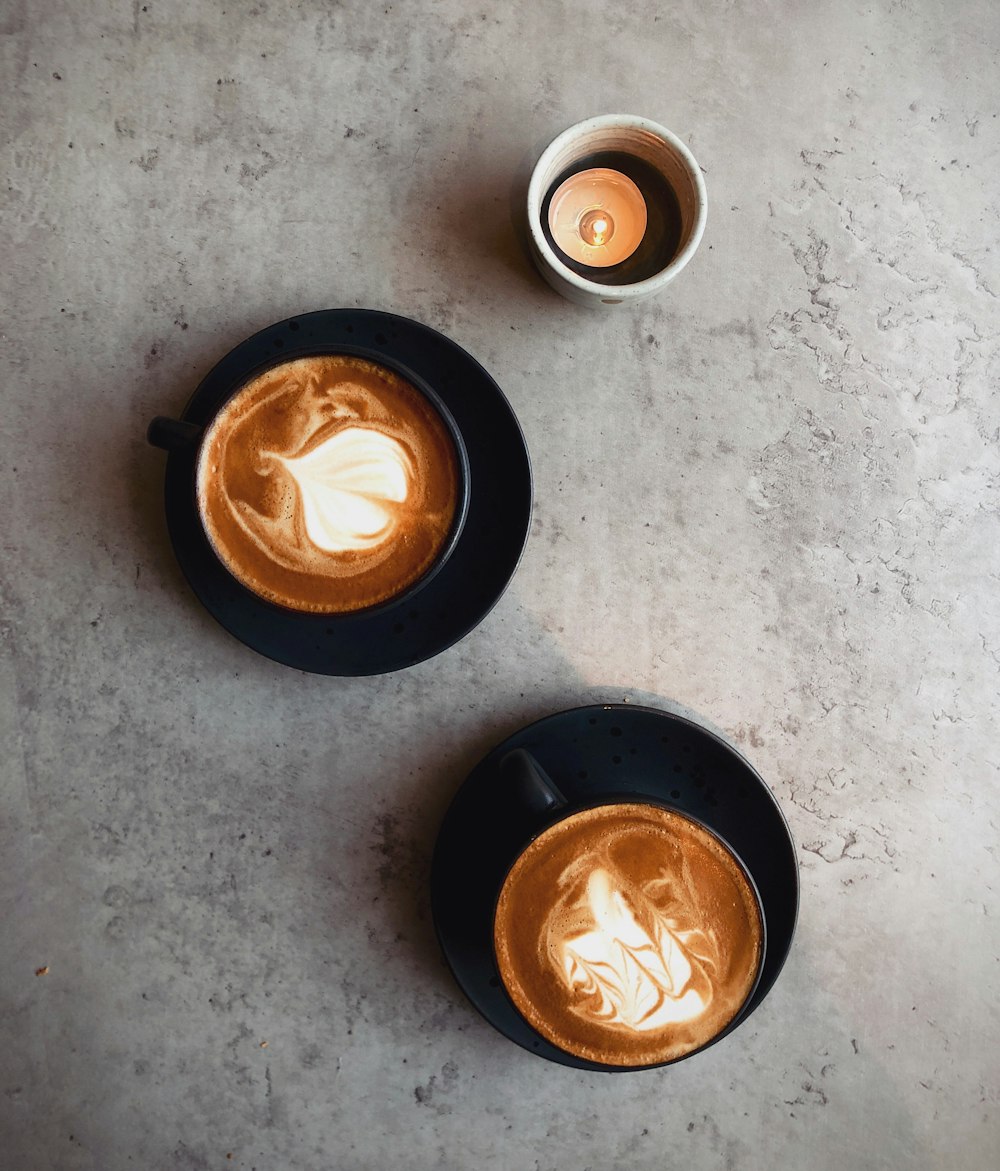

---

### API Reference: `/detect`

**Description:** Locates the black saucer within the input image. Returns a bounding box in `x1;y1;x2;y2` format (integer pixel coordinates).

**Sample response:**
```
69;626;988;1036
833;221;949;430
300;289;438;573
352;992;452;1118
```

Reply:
431;705;799;1071
159;310;532;675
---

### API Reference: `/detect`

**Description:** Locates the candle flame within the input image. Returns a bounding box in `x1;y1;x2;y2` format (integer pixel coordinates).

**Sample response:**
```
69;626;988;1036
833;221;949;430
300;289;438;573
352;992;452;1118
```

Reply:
579;208;615;248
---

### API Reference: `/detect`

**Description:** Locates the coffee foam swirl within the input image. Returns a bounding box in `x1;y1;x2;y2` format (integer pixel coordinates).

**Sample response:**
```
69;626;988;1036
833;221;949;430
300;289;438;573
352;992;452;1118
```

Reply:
197;355;460;613
554;866;717;1032
493;803;762;1066
275;426;414;553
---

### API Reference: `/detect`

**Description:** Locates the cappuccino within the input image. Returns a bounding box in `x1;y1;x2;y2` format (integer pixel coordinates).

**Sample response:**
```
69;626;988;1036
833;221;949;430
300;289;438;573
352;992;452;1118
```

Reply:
196;355;461;613
493;803;762;1066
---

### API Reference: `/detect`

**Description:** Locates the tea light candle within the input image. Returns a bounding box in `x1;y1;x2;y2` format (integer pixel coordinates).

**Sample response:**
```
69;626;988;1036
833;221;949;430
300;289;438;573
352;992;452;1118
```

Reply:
527;115;707;306
547;168;647;268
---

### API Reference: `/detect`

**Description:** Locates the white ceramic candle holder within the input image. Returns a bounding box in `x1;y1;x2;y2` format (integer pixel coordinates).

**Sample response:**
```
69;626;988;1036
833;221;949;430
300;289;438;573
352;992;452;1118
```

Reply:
526;115;707;308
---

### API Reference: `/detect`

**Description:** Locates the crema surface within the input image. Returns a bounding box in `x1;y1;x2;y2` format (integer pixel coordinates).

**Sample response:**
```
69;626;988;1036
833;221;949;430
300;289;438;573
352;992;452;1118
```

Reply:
197;355;460;613
494;803;762;1066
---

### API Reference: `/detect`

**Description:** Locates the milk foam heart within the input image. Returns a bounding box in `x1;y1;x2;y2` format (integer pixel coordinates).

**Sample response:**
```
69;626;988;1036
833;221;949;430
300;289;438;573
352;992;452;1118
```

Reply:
276;427;413;553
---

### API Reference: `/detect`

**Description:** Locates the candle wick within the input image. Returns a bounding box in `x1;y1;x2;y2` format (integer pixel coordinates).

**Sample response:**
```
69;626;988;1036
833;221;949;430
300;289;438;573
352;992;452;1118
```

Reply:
579;208;615;248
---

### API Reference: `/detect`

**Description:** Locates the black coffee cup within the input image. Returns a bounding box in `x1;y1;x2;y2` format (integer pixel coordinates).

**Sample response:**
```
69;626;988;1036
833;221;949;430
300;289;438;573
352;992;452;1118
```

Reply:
431;705;798;1071
492;751;765;1069
143;310;531;675
149;344;471;618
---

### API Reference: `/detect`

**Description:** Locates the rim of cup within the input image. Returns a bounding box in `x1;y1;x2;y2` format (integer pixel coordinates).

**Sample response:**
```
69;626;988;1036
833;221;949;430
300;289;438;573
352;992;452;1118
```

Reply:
189;346;473;617
526;114;708;304
490;794;767;1069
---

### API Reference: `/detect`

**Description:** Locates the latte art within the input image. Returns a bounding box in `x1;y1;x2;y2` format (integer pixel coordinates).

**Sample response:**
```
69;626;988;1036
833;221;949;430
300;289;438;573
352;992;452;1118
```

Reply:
275;427;413;553
557;867;715;1032
494;803;762;1066
197;355;461;613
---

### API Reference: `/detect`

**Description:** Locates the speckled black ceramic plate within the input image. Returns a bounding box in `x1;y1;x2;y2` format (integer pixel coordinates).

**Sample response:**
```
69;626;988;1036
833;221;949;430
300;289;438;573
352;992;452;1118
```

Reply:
431;704;799;1071
156;309;532;675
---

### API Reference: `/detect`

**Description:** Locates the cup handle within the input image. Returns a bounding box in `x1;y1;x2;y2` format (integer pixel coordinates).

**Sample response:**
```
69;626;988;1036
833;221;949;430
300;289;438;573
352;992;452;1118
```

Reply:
147;416;203;453
499;748;566;816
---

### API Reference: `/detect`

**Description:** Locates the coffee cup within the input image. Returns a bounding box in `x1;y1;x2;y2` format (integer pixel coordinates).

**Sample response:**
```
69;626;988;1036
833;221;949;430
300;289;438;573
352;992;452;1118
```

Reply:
429;702;796;1072
149;347;471;617
488;749;765;1068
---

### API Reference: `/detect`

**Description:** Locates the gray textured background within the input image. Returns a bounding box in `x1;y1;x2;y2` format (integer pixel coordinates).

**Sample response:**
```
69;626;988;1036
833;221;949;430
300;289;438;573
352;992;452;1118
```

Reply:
2;1;998;1168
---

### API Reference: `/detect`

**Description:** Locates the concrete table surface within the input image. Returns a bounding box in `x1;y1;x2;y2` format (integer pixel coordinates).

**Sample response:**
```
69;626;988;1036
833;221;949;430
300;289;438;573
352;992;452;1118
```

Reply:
2;2;998;1168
